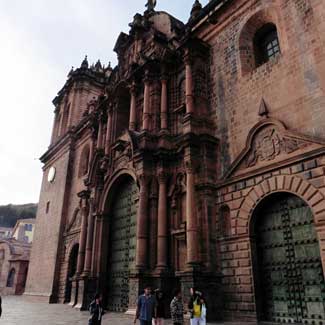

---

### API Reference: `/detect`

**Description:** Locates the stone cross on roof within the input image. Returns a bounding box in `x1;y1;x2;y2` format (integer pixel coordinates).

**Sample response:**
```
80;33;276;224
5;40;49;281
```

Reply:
145;0;157;12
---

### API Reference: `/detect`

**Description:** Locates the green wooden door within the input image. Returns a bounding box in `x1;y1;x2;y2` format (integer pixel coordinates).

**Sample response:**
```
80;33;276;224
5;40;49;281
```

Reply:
256;193;325;324
107;178;138;312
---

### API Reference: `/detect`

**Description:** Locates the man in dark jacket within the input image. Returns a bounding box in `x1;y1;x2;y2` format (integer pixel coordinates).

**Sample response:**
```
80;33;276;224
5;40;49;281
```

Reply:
88;293;104;325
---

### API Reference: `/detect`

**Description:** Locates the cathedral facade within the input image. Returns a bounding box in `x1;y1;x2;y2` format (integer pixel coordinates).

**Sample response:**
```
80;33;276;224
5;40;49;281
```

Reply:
25;0;325;323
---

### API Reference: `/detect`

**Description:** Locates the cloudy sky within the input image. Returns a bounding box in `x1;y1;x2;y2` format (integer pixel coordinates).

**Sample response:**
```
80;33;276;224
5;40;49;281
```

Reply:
0;0;209;205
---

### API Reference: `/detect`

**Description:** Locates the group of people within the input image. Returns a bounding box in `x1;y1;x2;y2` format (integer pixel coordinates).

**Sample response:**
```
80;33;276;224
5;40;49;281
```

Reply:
88;285;207;325
134;285;207;325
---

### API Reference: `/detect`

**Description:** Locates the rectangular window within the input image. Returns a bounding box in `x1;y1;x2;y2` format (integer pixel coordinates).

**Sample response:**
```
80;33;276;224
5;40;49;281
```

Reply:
46;201;50;214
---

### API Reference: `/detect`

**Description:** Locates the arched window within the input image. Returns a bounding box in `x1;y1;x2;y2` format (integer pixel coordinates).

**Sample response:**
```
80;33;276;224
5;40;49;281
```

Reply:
7;268;15;287
219;205;231;237
254;23;280;67
239;9;281;74
78;145;90;177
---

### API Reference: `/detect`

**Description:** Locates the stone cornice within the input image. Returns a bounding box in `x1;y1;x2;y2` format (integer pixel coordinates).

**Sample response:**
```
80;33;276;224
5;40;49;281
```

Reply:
40;131;76;165
186;0;233;34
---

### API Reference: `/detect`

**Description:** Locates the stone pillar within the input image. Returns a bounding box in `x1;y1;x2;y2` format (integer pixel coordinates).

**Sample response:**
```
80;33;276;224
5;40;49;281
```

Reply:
83;200;95;275
135;176;149;270
68;278;78;306
96;215;108;277
129;82;137;131
143;74;150;131
76;191;90;275
51;109;59;143
160;77;168;130
156;173;168;270
57;108;64;137
104;106;113;155
97;115;104;149
186;162;199;265
91;214;100;275
184;51;194;114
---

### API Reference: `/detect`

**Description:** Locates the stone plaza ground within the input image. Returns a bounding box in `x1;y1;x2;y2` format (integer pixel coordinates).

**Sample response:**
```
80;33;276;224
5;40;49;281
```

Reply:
0;296;255;325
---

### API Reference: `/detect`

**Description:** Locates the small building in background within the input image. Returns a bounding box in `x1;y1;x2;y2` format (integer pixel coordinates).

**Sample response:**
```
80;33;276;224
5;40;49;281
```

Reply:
0;227;13;239
0;219;35;295
11;219;35;243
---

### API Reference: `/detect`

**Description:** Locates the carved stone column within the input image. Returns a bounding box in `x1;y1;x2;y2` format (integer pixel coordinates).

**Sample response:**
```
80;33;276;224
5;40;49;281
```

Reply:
184;50;194;114
76;191;90;275
129;82;137;131
97;114;104;149
186;162;199;265
51;108;59;143
57;108;64;137
156;172;168;270
90;214;100;276
143;73;150;131
83;199;95;275
160;77;168;130
135;175;149;270
104;105;113;155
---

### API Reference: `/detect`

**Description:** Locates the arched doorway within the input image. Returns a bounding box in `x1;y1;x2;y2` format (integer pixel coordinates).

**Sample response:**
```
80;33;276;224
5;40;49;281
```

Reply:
105;176;138;311
64;243;79;303
253;193;325;323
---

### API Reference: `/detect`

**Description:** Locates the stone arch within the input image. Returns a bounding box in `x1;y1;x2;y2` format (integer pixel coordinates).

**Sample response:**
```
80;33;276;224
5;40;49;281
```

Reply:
237;175;325;236
99;168;138;213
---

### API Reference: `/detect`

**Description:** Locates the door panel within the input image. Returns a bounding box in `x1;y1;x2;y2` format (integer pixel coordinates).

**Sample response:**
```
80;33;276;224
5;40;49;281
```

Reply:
107;179;138;312
256;194;325;324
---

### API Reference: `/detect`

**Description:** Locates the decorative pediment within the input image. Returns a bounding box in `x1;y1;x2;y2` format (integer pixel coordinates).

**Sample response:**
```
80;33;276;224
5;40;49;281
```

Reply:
65;208;81;233
225;118;325;179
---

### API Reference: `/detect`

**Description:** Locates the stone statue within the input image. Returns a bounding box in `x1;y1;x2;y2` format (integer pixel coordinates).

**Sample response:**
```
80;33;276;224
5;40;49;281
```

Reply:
145;0;156;11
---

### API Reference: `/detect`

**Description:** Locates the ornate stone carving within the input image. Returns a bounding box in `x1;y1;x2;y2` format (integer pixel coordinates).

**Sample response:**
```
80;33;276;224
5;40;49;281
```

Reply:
246;126;306;167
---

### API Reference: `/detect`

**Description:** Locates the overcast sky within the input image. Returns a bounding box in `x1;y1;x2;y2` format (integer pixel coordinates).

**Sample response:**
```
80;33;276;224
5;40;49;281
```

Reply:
0;0;209;205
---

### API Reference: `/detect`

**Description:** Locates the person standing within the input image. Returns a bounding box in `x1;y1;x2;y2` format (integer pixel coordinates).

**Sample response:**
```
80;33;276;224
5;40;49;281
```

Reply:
88;293;104;325
170;288;184;325
153;289;165;325
188;288;203;325
199;297;207;325
134;285;156;325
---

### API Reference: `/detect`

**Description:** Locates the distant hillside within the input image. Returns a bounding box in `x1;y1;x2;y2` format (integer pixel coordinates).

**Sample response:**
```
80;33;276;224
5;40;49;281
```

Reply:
0;203;38;228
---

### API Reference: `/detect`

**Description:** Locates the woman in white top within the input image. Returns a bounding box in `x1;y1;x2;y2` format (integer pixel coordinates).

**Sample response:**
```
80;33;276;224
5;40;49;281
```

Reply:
199;297;207;325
